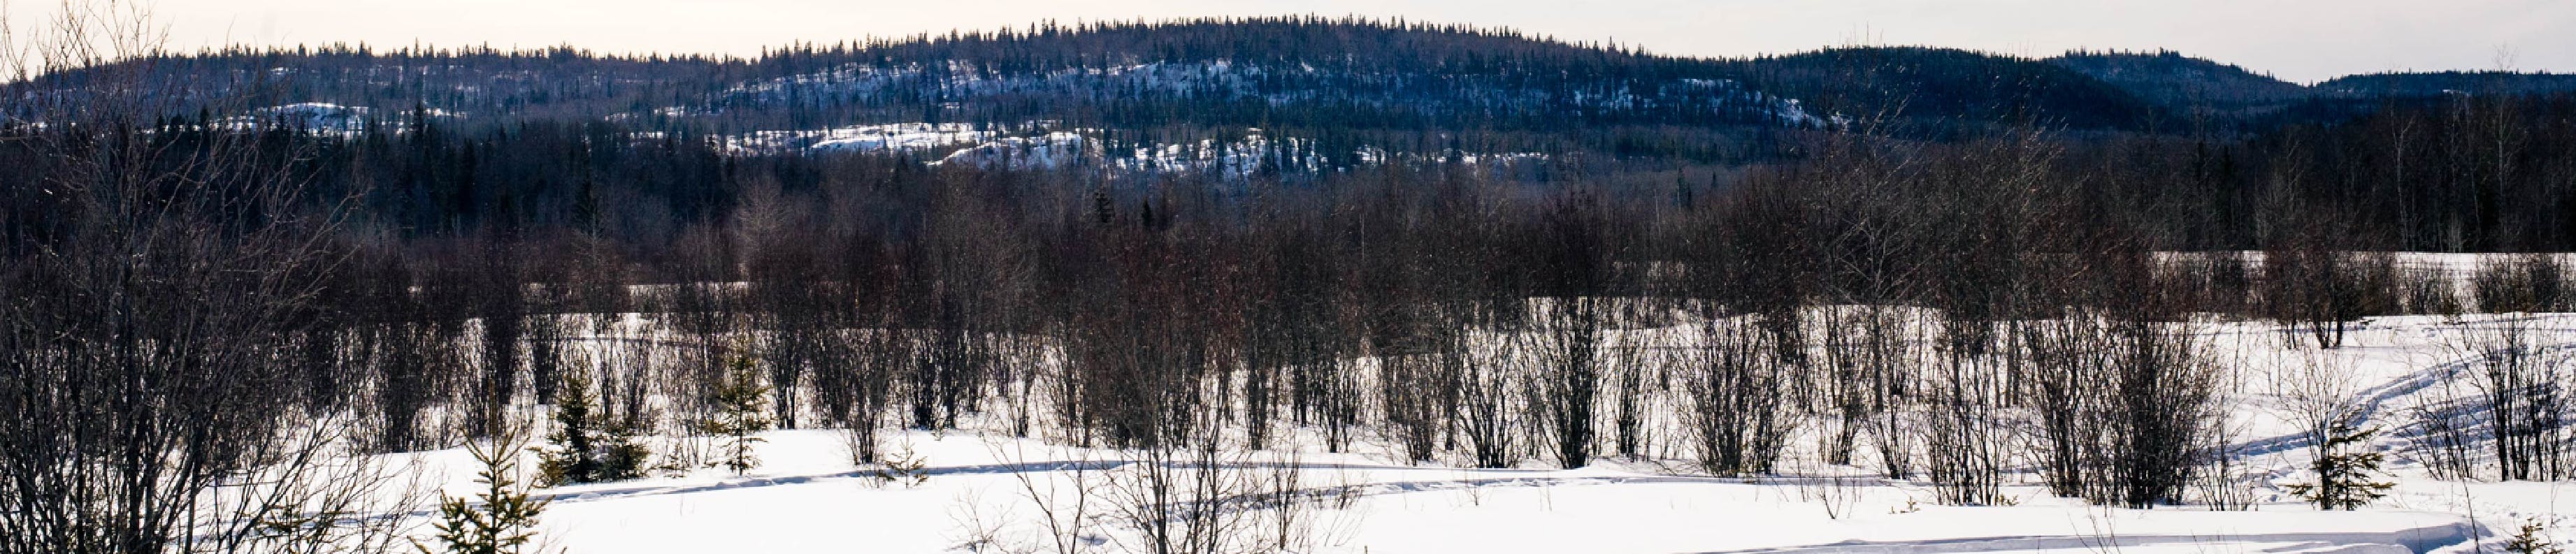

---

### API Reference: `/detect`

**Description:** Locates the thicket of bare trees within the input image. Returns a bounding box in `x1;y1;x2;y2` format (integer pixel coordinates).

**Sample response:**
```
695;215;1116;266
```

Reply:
3;110;2452;554
0;4;424;553
28;99;2576;553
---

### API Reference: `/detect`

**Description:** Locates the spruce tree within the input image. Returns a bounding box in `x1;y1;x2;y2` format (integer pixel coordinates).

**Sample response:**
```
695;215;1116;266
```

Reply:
418;423;550;554
2285;422;2396;511
700;347;773;475
536;370;650;486
2508;518;2567;554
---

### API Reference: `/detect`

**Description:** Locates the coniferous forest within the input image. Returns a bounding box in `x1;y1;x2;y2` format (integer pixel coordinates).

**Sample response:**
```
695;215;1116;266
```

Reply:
10;8;2576;554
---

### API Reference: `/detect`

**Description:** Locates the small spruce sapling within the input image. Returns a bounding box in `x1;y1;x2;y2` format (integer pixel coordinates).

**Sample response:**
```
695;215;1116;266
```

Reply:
2510;518;2567;554
2284;422;2396;511
700;345;773;475
536;370;650;486
417;423;552;554
867;440;933;488
244;502;353;553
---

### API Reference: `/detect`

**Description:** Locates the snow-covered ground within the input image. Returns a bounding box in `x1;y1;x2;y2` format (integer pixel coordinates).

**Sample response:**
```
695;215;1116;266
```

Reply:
711;122;1541;179
382;428;2474;553
375;427;2473;553
353;310;2576;553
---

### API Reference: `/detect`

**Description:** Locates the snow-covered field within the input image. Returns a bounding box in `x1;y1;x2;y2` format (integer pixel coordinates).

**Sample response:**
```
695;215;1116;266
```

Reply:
389;429;2468;553
359;310;2576;553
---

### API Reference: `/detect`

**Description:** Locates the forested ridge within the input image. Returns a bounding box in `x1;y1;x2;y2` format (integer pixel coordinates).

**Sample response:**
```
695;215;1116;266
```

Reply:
10;14;2576;554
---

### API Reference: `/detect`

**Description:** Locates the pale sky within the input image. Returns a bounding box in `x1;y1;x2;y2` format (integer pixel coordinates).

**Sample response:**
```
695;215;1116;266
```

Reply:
29;0;2576;83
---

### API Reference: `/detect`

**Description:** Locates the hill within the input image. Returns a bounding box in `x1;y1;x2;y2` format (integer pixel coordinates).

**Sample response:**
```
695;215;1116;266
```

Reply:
1740;46;2159;133
2047;50;2310;114
5;18;2221;165
2317;71;2576;97
13;17;2576;167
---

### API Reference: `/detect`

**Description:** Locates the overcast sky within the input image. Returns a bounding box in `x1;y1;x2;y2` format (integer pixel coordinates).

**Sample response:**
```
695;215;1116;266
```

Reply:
33;0;2576;83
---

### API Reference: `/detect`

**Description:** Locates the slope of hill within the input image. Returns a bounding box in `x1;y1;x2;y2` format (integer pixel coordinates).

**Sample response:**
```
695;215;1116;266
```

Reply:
2047;50;2310;112
13;17;2576;169
0;19;2209;159
15;20;1813;136
1738;46;2160;132
2317;71;2576;97
2049;52;2576;126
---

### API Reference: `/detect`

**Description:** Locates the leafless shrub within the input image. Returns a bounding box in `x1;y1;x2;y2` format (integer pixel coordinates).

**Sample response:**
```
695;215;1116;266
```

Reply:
2400;384;2482;481
1921;316;2013;506
947;488;1028;554
2270;347;2368;458
2259;245;2400;349
2400;265;2466;317
2477;254;2571;314
1520;297;1609;469
1682;316;1797;476
2447;314;2576;480
1790;460;1869;520
1455;332;1524;469
986;438;1104;554
2016;312;2226;507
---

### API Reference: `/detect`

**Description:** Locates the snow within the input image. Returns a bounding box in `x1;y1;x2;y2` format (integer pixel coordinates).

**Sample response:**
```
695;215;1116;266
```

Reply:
721;122;995;156
238;102;370;134
213;102;461;136
355;288;2576;552
935;131;1089;169
375;426;2484;553
713;122;1540;179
